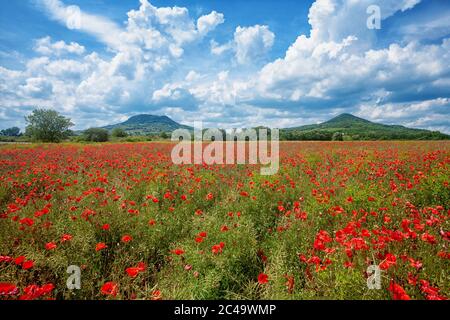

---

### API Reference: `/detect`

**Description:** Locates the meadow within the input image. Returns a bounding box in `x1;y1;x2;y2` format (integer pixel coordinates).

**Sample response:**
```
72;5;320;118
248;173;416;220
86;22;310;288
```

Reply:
0;141;448;300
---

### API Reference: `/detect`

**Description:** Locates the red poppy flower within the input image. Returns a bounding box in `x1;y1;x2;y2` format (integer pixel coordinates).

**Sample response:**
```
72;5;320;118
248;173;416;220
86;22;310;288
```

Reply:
101;224;110;231
389;282;411;300
258;273;269;284
151;290;162;300
136;262;146;271
101;281;118;296
171;248;185;255
19;217;34;226
212;243;225;255
14;256;25;265
0;283;18;295
61;234;73;242
121;235;132;243
0;256;13;263
380;253;396;270
45;242;57;251
195;237;204;243
126;267;140;278
96;242;107;251
22;260;34;270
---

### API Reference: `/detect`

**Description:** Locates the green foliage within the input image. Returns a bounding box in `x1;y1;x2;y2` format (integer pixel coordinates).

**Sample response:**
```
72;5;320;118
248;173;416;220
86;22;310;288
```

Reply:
83;128;109;142
25;109;73;142
281;113;450;141
0;127;21;137
160;132;169;139
332;132;344;141
111;128;128;138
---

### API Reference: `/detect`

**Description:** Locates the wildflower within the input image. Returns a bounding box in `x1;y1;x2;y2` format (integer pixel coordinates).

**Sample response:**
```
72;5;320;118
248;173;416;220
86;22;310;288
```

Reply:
0;283;18;295
195;237;204;243
126;267;141;278
101;282;118;296
22;260;34;270
96;242;107;251
14;256;25;265
151;290;162;300
389;282;411;300
61;234;73;242
121;235;132;243
171;248;185;255
212;242;225;255
45;242;57;251
380;253;396;270
258;273;269;284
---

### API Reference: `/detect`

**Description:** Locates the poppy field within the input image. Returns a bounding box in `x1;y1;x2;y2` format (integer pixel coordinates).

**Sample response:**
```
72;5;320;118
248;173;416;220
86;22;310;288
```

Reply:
0;141;449;300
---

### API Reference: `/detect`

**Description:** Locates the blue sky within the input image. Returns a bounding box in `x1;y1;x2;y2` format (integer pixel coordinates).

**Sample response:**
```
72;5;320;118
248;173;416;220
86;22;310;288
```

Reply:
0;0;449;132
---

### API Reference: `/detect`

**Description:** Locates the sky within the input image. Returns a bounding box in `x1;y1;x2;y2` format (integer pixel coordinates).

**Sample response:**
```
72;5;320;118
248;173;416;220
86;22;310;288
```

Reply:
0;0;449;133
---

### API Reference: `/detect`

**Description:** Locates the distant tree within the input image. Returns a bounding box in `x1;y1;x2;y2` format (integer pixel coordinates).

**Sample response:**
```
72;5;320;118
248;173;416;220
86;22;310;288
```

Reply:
25;109;73;142
111;128;128;138
160;132;169;139
332;132;344;141
83;128;109;142
0;127;21;136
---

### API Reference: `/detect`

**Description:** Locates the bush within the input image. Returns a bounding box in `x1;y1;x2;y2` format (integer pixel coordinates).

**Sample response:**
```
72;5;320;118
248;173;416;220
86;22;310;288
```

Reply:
111;128;128;138
83;128;109;142
160;132;169;139
0;127;21;137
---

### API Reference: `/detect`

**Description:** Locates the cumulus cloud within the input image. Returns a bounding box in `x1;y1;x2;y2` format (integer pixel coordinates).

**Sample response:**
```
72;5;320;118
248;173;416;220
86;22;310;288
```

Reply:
34;36;85;56
1;0;449;133
245;0;450;132
211;25;275;64
234;25;275;64
0;0;227;129
197;11;225;35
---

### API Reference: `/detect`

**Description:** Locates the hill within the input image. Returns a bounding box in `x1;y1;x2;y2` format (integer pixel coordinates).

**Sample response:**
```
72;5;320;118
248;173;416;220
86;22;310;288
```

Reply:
99;113;448;140
282;113;449;140
103;114;192;135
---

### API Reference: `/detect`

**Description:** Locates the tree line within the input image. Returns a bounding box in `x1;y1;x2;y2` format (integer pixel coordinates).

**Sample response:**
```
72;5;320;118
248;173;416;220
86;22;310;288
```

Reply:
1;109;448;143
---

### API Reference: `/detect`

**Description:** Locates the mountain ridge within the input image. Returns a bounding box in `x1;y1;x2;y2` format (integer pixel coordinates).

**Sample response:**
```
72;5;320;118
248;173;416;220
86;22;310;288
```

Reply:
101;113;449;140
102;114;192;134
284;113;449;140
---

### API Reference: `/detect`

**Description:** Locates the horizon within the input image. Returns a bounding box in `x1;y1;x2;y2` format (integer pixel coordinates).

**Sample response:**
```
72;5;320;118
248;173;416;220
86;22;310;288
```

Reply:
74;112;448;133
1;0;450;133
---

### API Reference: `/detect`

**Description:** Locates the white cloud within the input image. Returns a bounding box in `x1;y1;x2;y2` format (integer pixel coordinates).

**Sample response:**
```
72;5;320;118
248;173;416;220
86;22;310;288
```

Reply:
34;36;85;56
234;25;275;64
211;25;275;64
1;0;449;134
39;0;124;49
210;40;232;55
197;11;225;35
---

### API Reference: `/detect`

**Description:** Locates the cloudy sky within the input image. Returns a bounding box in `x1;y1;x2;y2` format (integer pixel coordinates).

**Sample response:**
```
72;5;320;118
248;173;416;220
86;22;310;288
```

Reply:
0;0;449;132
